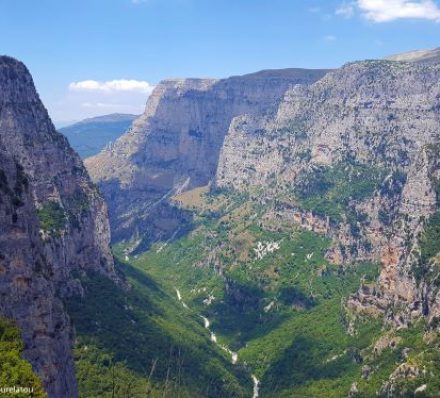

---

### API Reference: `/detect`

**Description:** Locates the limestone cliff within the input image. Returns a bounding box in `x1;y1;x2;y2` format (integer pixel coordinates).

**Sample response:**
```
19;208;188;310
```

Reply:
216;59;440;323
86;54;440;326
0;56;115;397
86;68;329;248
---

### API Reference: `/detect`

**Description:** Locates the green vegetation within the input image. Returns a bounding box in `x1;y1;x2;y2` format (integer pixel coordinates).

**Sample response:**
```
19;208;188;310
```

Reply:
379;170;407;199
13;163;29;198
294;162;385;223
434;178;440;206
37;201;66;235
426;144;440;205
70;185;440;397
413;212;440;284
65;190;91;230
116;192;372;396
66;263;251;398
135;189;440;397
0;317;46;398
0;169;8;194
420;212;440;266
274;119;308;139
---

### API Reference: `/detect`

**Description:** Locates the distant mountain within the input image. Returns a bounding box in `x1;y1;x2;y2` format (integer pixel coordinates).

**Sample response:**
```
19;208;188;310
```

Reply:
54;120;79;129
386;47;440;65
59;113;138;158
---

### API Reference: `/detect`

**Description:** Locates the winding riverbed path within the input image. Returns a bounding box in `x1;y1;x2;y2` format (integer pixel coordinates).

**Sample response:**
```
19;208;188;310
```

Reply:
174;287;260;397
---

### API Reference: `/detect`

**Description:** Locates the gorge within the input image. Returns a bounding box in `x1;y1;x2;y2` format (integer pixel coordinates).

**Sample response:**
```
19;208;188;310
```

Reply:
0;48;439;397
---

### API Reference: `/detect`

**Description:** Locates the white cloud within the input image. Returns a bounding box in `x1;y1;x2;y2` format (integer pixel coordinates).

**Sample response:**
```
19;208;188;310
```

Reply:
48;80;154;122
339;0;440;22
324;35;337;41
69;79;154;94
359;0;440;22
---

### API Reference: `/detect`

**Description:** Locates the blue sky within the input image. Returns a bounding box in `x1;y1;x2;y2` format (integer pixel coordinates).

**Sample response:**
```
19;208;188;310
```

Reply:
1;0;439;123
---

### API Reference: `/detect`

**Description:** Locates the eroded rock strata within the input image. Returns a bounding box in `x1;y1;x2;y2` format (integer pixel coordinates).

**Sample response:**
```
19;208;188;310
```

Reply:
216;60;440;323
87;56;440;324
85;68;330;249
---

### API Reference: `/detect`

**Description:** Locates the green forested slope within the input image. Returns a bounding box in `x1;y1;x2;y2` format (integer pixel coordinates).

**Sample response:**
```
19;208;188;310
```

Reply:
68;186;440;397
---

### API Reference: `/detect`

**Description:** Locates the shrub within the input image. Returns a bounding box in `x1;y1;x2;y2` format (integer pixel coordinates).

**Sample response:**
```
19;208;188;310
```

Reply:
37;201;66;234
0;317;46;397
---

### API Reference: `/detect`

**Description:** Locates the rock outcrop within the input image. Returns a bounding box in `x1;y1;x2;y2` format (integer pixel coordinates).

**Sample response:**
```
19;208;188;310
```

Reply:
216;59;440;322
86;54;440;324
0;56;115;397
218;60;440;189
86;68;330;249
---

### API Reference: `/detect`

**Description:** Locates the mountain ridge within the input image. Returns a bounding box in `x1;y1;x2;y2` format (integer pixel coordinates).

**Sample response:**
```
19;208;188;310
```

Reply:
85;67;331;249
216;58;440;323
385;47;440;65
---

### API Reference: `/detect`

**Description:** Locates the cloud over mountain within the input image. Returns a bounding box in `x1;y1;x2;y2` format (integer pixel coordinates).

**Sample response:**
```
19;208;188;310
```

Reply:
69;79;154;93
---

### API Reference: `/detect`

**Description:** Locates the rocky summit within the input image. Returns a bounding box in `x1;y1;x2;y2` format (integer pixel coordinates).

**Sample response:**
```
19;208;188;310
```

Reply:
385;47;440;65
0;56;116;397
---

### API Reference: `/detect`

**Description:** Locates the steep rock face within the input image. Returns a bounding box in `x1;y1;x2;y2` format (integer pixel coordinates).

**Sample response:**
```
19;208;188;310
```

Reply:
0;56;115;397
218;61;440;188
216;60;440;321
86;68;329;247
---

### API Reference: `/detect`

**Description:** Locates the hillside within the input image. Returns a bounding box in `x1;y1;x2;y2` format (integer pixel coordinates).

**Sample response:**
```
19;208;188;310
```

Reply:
115;186;440;397
59;113;137;158
84;56;440;397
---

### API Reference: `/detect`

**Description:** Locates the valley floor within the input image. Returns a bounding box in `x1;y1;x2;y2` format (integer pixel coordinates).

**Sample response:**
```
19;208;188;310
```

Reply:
68;189;440;397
